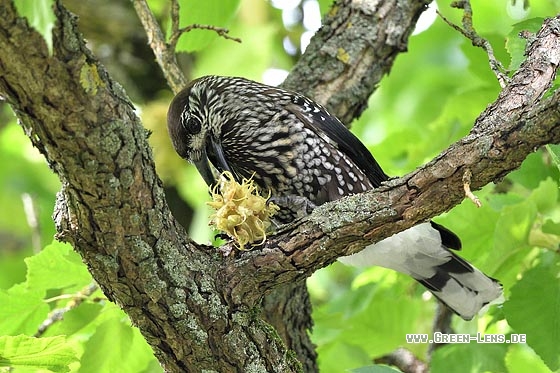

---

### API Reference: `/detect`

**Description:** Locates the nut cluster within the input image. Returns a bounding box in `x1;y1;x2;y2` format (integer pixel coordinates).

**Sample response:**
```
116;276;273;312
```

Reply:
207;171;279;250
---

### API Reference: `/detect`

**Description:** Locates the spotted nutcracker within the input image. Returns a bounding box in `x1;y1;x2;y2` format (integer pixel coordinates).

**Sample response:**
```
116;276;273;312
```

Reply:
167;75;502;320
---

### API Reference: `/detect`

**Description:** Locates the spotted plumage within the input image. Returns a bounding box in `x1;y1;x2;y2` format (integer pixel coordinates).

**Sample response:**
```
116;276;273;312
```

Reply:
167;75;502;320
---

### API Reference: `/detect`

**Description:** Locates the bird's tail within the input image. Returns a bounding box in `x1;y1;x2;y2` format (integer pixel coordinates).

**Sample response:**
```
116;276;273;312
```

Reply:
338;222;503;320
415;251;502;320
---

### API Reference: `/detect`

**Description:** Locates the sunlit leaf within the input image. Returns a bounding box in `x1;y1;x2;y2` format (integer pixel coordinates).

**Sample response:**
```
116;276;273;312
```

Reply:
546;144;560;173
0;335;77;372
78;318;161;373
508;151;560;189
431;343;508;373
317;342;372;373
505;344;551;373
25;242;92;292
0;285;48;336
503;260;560;371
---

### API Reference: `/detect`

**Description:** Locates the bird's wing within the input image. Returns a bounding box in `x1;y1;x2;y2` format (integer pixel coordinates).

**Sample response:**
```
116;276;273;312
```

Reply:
285;95;463;250
286;95;389;187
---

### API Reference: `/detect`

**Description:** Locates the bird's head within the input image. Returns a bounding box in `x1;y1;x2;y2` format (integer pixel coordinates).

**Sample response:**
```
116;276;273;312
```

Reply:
167;76;235;186
167;79;205;161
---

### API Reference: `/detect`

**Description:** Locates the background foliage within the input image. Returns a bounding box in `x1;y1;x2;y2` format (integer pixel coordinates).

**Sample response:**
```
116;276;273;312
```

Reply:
1;0;560;372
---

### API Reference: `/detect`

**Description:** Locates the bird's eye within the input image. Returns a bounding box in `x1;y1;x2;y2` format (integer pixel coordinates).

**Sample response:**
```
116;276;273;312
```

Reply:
182;116;202;134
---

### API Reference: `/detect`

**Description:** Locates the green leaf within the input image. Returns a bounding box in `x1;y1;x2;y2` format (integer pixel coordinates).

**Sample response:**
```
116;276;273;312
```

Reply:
505;344;551;373
311;283;377;347
546;144;560;173
338;293;428;357
485;197;535;288
506;18;545;71
0;284;49;336
508;151;560;190
14;0;55;53
482;178;559;286
431;343;508;373
42;302;103;338
78;317;160;373
25;241;92;292
174;0;241;52
434;186;500;264
316;342;372;373
503;261;560;371
541;219;560;236
526;178;558;216
0;335;78;372
312;271;433;371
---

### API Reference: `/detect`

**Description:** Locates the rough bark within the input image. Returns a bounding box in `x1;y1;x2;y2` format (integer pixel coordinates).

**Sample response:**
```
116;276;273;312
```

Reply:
1;0;559;371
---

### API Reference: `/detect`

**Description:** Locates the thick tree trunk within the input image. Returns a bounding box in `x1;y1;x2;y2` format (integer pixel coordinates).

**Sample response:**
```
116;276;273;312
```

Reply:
262;281;317;372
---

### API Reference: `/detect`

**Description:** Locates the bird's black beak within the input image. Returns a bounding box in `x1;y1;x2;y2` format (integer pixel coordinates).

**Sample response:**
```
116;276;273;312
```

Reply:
193;146;216;187
194;138;234;187
210;138;234;175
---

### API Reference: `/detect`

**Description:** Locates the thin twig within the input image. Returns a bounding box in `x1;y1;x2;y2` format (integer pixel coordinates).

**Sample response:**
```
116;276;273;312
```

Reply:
375;347;427;373
132;0;187;93
133;0;240;94
170;23;242;48
427;302;454;359
170;0;181;47
168;0;241;48
34;283;99;337
437;0;509;88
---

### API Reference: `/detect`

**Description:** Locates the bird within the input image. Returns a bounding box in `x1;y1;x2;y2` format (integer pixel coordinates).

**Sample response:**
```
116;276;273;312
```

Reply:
166;75;502;320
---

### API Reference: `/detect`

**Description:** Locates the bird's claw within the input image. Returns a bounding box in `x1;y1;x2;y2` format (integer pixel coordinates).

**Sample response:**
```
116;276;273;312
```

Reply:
268;195;317;219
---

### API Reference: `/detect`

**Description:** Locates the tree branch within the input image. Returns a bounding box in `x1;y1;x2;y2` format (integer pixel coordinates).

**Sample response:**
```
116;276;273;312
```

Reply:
132;0;187;93
437;0;509;87
132;0;240;94
1;1;297;371
34;283;99;337
374;347;428;373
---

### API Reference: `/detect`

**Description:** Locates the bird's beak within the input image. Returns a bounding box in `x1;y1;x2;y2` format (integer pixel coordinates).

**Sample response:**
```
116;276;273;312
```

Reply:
193;146;216;187
210;138;234;175
193;138;234;187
